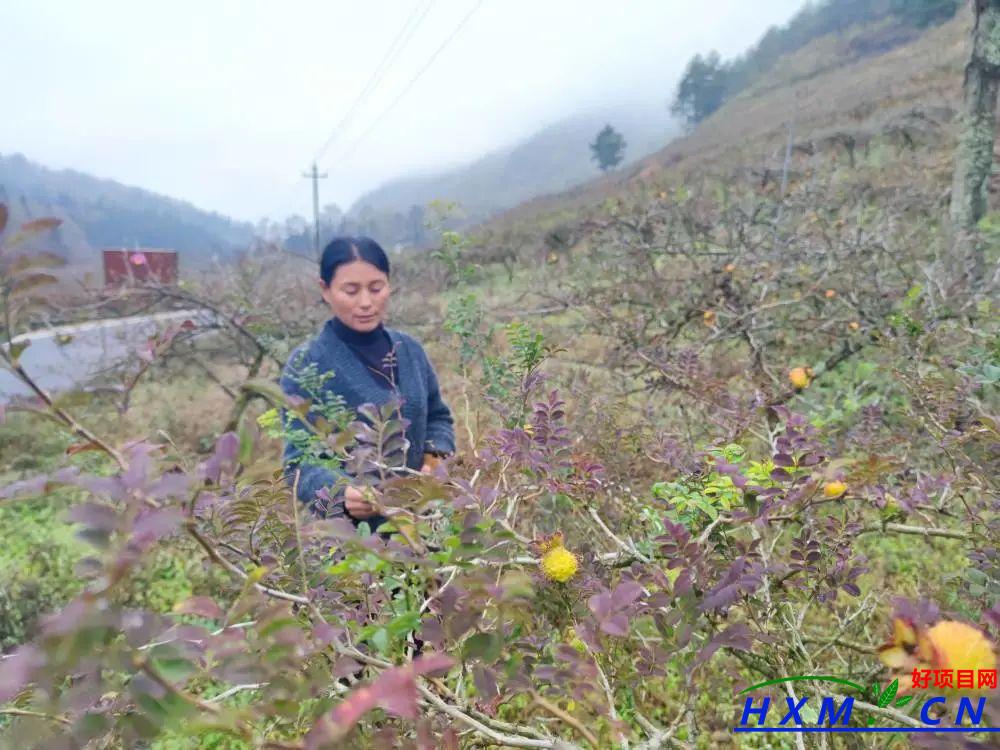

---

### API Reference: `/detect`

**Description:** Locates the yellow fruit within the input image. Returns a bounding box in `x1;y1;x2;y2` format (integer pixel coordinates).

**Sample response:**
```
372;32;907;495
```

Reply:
789;367;811;389
825;289;837;299
848;321;860;331
879;618;997;692
547;252;559;264
541;546;579;583
823;481;847;498
523;423;535;437
925;621;997;674
703;310;716;326
724;263;736;273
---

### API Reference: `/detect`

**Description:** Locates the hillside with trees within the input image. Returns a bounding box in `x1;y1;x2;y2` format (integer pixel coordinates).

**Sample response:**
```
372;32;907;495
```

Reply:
671;0;958;127
0;153;254;270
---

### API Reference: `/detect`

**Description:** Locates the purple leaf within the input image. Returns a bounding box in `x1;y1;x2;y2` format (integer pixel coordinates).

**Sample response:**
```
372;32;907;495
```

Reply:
121;443;156;491
411;652;454;678
588;590;613;619
332;657;363;680
214;432;239;464
472;666;498;699
695;624;753;666
174;596;224;619
313;622;344;646
0;645;44;702
148;471;192;499
419;617;444;646
66;502;119;532
599;613;630;636
611;581;644;609
132;508;183;544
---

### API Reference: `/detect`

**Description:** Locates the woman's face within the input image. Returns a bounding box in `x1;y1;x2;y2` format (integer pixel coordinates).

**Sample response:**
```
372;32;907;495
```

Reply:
319;260;391;332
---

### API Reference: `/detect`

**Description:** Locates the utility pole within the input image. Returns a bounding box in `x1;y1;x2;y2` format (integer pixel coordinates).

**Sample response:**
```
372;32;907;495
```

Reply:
302;163;328;259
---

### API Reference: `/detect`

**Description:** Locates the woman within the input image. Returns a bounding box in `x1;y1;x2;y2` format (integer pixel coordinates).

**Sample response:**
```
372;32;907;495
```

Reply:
279;236;455;527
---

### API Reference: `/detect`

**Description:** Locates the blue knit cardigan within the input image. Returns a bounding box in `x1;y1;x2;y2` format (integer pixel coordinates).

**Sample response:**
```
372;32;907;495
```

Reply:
279;319;456;522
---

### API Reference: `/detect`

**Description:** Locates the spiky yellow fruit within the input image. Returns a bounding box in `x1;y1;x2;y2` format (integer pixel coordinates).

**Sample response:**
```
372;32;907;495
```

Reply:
925;621;997;674
880;618;997;692
541;546;579;583
789;367;811;389
823;481;847;498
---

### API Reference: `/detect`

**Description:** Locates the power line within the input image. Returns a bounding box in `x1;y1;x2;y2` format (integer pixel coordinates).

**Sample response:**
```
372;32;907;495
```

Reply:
324;0;485;169
311;0;435;165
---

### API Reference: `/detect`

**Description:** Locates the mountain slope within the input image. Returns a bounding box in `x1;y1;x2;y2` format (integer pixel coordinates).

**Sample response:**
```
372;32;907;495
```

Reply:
0;153;254;269
349;105;679;224
486;14;967;230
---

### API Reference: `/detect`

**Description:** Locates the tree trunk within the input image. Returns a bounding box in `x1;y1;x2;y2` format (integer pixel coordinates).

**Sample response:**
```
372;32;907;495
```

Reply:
950;0;1000;283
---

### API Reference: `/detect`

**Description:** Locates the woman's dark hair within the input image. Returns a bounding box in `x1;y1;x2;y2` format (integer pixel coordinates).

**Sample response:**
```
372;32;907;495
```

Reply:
319;236;390;286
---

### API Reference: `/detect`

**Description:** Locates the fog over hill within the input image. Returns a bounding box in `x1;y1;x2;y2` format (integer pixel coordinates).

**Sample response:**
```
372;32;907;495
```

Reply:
348;104;680;226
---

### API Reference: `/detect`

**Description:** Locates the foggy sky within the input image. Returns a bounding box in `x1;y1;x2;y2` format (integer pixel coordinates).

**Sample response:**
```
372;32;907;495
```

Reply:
1;0;804;223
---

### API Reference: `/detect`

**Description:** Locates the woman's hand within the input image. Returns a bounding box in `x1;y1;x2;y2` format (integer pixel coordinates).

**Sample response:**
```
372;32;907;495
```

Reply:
344;486;377;519
421;452;443;474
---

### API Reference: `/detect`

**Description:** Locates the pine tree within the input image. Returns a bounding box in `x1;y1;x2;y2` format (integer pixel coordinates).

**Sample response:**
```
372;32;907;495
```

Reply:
590;125;627;172
670;51;729;126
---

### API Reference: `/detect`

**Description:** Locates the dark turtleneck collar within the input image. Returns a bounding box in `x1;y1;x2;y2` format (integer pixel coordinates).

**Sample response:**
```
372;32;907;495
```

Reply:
330;316;388;345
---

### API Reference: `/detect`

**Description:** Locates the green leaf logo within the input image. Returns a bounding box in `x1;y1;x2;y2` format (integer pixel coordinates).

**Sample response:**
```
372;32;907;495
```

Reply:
877;678;899;708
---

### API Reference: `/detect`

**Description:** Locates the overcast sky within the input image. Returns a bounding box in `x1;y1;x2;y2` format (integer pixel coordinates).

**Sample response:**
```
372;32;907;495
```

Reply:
2;0;804;222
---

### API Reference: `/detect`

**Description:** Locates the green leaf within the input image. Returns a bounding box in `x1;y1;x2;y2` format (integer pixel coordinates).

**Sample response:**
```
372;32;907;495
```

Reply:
463;632;502;662
371;627;390;654
386;611;421;639
327;559;354;576
241;378;287;405
238;421;254;465
153;657;195;684
8;339;30;365
498;570;534;600
894;695;914;708
800;703;819;725
687;495;719;520
258;616;299;639
877;678;899;708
